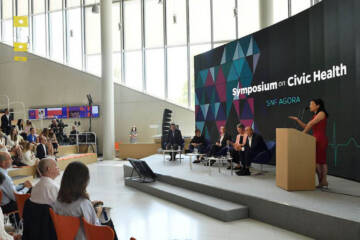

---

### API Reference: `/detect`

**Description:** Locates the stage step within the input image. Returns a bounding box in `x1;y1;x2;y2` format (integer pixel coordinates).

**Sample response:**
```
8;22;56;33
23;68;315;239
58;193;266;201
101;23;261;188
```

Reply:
125;178;248;222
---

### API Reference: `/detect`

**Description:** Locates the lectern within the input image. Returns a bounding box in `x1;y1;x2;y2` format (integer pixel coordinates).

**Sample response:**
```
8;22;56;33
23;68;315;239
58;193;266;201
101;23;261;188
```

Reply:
276;128;316;191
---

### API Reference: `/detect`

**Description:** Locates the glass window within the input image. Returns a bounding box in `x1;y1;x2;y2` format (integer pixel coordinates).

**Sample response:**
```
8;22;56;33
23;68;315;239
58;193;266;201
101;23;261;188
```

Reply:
213;0;236;42
3;19;13;45
112;2;121;51
49;11;64;63
124;0;141;50
50;0;63;11
87;54;101;76
85;7;101;55
125;51;143;91
190;44;211;108
33;0;45;14
67;0;81;8
145;0;163;48
189;0;211;44
33;14;46;56
113;53;121;83
273;0;289;24
17;0;29;16
146;48;164;98
237;0;260;38
166;0;186;46
291;0;311;15
16;24;29;43
3;0;13;19
167;46;188;106
67;8;82;69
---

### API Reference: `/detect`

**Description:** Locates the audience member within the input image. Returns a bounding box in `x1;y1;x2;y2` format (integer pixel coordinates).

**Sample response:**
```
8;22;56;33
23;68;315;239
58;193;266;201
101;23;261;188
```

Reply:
48;130;58;154
1;109;12;135
49;120;57;131
36;136;48;160
53;161;118;240
24;120;33;135
69;126;78;145
0;132;8;153
21;141;39;167
189;129;206;164
15;119;24;133
30;158;59;205
0;152;32;217
236;127;267;176
26;128;37;144
6;128;23;165
229;124;247;170
0;172;20;240
165;123;184;161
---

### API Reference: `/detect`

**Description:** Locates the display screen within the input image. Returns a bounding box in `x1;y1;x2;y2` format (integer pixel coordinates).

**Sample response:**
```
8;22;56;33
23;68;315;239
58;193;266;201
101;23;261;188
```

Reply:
28;105;99;120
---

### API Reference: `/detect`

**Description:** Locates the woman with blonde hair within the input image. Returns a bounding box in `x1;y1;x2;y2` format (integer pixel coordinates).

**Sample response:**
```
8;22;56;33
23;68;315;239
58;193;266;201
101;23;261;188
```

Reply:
21;141;40;166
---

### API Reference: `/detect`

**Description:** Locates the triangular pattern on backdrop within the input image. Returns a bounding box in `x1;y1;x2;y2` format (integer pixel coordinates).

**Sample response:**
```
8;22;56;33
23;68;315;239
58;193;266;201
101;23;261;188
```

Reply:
247;98;254;114
226;63;239;82
226;80;238;116
196;121;205;133
233;58;245;77
209;67;215;81
195;105;200;117
206;105;215;121
240;101;253;119
205;86;214;104
216;83;227;102
199;69;208;86
195;88;204;105
233;41;245;60
240;119;253;128
233;99;241;117
204;125;210;140
196;107;205;121
195;92;199;105
240;77;252;89
240;60;252;78
214;102;221;119
246;56;253;73
225;41;237;62
200;104;209;120
216;102;227;121
216;120;227;134
233;82;240;101
239;36;251;57
221;49;226;64
247;37;253;56
253;53;260;72
222;62;232;80
216;66;226;84
252;39;260;55
212;87;220;103
205;69;214;86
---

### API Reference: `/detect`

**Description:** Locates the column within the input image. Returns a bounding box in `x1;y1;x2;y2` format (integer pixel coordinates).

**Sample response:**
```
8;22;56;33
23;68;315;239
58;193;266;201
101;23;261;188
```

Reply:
259;0;274;29
101;0;115;160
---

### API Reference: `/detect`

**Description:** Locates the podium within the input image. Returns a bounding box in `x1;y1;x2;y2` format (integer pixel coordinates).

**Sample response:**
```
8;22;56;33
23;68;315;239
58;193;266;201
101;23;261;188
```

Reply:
276;128;316;191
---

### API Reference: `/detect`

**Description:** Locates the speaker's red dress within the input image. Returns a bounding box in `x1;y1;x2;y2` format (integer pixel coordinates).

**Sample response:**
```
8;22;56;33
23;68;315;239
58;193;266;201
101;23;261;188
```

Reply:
312;115;328;164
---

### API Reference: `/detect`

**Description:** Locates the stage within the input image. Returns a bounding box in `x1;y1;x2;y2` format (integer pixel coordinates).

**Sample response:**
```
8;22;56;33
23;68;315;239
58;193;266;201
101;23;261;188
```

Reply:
124;154;360;240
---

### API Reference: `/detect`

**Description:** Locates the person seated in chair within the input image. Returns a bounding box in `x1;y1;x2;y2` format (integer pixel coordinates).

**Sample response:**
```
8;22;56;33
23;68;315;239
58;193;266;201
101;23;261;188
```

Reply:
26;128;37;144
53;161;118;240
189;129;207;164
165;123;183;161
208;126;232;157
228;124;247;171
0;152;32;224
236;127;266;176
36;136;48;160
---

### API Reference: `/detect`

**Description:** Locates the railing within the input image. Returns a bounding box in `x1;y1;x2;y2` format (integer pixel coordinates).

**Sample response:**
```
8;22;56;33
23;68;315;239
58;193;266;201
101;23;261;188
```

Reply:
68;132;97;154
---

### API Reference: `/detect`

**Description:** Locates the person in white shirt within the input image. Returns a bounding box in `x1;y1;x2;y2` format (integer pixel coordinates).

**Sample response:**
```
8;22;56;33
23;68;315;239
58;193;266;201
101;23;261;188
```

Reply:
0;152;32;224
21;141;39;167
30;158;59;206
0;132;8;153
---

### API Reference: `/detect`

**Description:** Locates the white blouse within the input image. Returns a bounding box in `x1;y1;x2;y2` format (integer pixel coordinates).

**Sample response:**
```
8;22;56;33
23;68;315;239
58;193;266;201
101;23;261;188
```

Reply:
6;135;22;149
21;150;38;166
0;137;8;152
0;208;13;240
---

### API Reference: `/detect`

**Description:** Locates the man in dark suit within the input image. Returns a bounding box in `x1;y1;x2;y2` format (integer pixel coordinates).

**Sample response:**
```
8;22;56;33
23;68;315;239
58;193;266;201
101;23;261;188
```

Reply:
236;127;267;176
1;109;12;135
166;123;183;161
208;126;232;157
36;136;48;160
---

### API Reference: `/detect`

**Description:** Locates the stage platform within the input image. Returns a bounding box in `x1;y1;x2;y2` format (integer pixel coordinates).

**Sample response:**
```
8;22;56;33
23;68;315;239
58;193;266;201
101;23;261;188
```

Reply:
124;154;360;240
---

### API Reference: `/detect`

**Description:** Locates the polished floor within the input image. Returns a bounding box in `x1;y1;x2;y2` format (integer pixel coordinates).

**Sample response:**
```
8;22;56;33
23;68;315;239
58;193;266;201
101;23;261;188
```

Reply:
49;160;311;240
